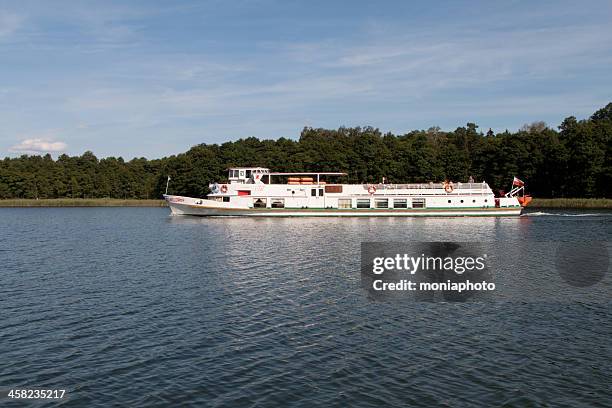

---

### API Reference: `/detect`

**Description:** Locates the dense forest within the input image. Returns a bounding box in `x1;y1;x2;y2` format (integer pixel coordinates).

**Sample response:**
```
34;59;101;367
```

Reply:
2;103;611;199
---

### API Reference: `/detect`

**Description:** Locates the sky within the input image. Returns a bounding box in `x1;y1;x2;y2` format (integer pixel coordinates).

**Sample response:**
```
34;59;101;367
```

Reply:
1;0;611;159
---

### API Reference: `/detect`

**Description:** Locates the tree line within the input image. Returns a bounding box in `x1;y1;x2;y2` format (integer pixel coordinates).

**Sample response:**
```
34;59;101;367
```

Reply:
1;103;610;199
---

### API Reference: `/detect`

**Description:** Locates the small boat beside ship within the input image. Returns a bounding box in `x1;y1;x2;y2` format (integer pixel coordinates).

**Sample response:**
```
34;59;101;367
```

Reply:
164;167;531;217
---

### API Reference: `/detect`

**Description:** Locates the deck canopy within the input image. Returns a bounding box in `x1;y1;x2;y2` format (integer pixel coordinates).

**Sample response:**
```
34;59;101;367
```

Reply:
227;168;347;184
268;172;347;176
268;172;346;184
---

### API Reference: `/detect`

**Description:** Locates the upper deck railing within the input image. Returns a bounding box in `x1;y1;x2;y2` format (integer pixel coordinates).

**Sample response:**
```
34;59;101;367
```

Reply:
367;182;489;190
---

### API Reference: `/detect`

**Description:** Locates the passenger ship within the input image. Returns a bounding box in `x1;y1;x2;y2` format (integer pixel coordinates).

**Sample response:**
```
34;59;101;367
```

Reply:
164;167;530;217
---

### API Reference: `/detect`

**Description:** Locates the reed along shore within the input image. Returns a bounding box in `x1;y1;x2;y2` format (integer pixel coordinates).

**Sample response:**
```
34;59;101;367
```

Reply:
0;199;167;207
529;198;612;209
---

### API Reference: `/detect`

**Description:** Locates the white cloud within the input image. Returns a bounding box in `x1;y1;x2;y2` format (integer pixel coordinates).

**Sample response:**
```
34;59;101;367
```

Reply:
10;138;67;153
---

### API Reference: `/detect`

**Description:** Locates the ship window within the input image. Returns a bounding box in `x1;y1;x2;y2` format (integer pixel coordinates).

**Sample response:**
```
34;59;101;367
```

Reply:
484;199;488;203
338;199;351;209
325;185;342;193
448;200;451;203
393;199;407;208
356;199;370;208
223;196;230;203
460;199;464;203
245;170;251;179
473;199;476;203
375;198;388;209
271;198;285;208
253;198;266;208
311;189;317;196
319;189;324;196
412;198;425;208
240;170;244;177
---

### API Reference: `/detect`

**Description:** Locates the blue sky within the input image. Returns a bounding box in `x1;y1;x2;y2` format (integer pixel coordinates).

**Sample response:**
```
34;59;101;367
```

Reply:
1;0;611;159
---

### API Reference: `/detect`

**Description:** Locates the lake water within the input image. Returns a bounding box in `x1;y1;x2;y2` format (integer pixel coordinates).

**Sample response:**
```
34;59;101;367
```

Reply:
1;208;611;407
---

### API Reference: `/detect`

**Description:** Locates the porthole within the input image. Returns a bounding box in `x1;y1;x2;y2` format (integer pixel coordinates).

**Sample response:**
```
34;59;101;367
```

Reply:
460;200;464;203
448;200;451;203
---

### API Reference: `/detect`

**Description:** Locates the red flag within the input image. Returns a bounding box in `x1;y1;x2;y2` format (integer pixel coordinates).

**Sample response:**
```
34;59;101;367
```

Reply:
513;177;524;187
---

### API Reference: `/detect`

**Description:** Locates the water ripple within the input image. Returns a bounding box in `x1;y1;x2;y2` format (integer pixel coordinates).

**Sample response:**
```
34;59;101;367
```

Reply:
0;208;610;407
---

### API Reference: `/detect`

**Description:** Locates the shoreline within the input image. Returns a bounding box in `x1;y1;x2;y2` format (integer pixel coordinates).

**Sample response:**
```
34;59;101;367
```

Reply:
529;198;612;209
0;199;167;207
0;198;610;209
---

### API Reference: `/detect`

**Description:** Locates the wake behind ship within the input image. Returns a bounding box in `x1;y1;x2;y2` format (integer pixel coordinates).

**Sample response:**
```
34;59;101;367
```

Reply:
163;167;531;217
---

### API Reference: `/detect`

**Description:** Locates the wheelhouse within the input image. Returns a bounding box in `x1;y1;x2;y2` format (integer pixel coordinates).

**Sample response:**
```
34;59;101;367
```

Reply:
228;167;270;184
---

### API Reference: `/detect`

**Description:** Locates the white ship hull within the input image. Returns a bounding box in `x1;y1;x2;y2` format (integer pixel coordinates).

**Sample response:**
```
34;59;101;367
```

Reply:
164;195;522;217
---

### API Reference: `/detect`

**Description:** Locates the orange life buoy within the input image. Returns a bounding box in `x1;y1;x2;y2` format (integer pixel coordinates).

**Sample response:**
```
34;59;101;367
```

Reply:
518;195;532;207
220;184;228;193
444;182;454;193
368;185;377;195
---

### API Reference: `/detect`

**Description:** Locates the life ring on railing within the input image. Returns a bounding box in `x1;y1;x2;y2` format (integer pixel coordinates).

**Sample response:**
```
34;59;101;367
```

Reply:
444;182;454;193
368;185;377;195
220;184;228;193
